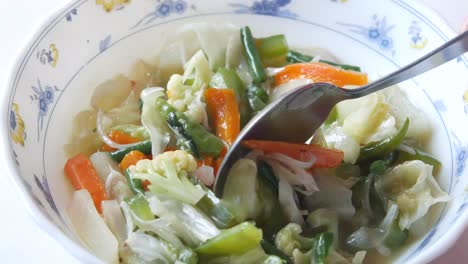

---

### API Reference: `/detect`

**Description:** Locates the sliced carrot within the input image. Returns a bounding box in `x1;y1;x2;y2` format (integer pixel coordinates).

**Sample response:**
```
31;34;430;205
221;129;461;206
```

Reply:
120;150;148;171
101;130;141;152
64;154;107;213
243;140;344;168
274;62;368;87
205;88;240;145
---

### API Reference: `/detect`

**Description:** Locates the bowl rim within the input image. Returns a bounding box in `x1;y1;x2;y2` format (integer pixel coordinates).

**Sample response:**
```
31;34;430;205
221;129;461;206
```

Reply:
1;0;467;263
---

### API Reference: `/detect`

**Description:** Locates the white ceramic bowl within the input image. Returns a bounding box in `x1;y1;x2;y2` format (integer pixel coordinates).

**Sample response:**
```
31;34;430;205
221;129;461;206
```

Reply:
2;0;468;263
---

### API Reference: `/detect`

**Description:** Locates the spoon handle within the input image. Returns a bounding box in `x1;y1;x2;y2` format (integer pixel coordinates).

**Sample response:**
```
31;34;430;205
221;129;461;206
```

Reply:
353;30;468;97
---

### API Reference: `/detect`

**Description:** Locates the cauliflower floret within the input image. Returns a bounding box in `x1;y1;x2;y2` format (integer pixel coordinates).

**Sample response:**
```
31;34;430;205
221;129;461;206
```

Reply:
167;50;211;124
129;150;204;205
274;223;314;256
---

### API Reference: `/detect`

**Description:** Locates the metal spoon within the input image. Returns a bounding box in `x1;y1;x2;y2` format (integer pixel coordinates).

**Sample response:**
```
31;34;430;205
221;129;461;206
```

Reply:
214;30;468;197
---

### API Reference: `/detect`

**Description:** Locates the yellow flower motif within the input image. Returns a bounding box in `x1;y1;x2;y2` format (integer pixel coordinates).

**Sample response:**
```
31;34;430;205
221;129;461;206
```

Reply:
410;38;428;50
10;103;26;146
96;0;130;12
49;44;59;67
463;90;468;103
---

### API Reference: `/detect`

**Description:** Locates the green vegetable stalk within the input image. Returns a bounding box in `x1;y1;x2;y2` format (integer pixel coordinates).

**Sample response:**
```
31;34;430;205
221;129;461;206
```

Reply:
247;84;269;113
196;222;263;255
286;50;361;72
156;98;224;157
313;232;334;264
241;26;267;83
256;34;289;67
167;111;200;158
125;169;145;196
397;146;441;171
196;190;238;229
109;140;152;162
358;118;410;162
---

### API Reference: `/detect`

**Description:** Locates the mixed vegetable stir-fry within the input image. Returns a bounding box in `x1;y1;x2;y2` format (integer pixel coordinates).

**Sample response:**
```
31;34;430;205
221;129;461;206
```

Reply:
64;24;449;264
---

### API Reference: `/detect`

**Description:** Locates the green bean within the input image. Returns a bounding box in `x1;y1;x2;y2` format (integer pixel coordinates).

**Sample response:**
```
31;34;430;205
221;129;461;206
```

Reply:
109;140;152;162
247;84;269;113
286;50;361;72
156;98;224;157
241;26;266;83
166;111;200;158
397;146;441;171
125;169;145;196
358;118;409;162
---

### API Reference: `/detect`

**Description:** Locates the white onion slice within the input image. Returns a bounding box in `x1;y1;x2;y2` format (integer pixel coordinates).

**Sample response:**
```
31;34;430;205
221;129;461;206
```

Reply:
96;109;140;149
265;152;316;169
102;200;127;244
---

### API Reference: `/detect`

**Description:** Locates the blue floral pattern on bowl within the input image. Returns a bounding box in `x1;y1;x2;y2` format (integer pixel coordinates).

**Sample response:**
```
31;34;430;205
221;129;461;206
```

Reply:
65;8;78;22
338;14;395;54
132;0;190;29
30;80;59;140
230;0;298;18
409;20;428;49
36;44;59;67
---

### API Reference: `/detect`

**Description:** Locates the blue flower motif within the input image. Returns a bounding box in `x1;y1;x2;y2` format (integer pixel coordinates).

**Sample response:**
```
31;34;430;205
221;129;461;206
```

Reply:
157;0;172;17
31;80;59;140
10;109;16;130
338;15;395;53
132;0;189;29
173;0;187;13
230;0;297;18
411;33;422;44
38;96;48;116
66;8;77;22
379;36;393;50
44;86;54;104
409;21;428;50
368;28;380;39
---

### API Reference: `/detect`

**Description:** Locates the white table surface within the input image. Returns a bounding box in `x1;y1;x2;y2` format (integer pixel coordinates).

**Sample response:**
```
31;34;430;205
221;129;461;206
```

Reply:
0;0;467;263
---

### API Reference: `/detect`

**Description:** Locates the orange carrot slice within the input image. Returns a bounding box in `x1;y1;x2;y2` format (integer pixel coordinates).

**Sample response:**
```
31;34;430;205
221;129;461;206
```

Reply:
64;154;107;213
275;62;368;87
205;88;241;145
